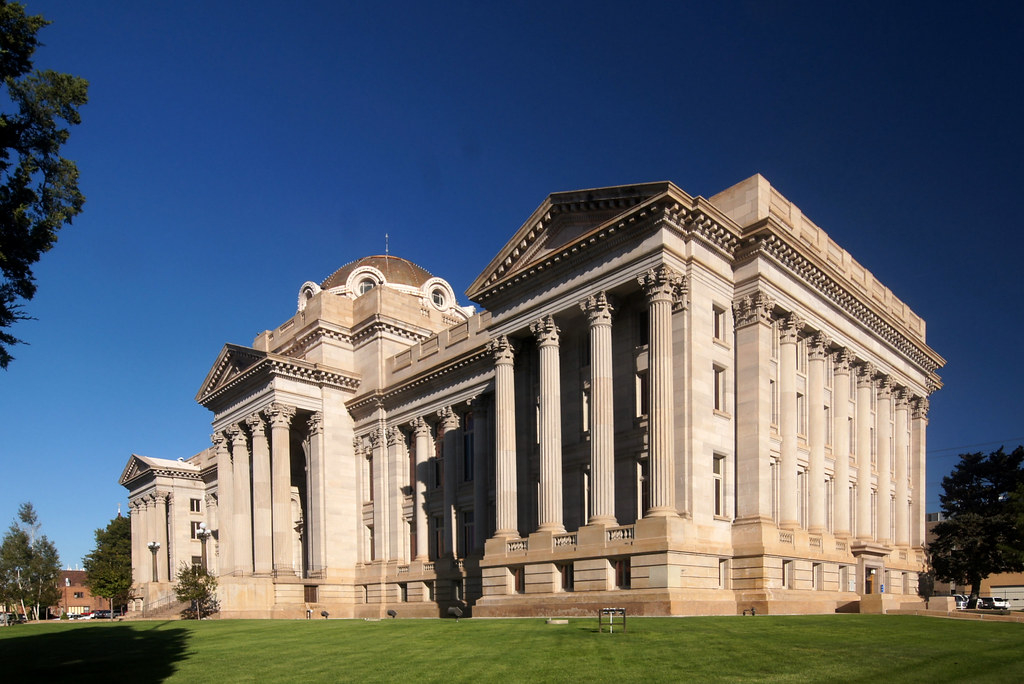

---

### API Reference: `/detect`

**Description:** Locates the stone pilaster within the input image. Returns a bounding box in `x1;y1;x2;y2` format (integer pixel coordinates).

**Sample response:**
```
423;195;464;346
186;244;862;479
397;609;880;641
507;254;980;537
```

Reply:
386;426;406;562
306;412;325;573
581;291;616;526
778;312;803;530
531;314;564;532
831;349;853;538
911;396;930;547
855;363;875;540
154;492;169;582
369;428;387;561
410;417;432;560
228;425;253;574
212;432;233;576
489;335;519;537
246;413;273;574
807;332;830;534
638;264;685;517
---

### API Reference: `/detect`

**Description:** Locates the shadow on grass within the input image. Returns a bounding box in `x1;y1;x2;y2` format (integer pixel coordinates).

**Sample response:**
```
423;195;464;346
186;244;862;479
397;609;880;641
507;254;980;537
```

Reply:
0;622;189;682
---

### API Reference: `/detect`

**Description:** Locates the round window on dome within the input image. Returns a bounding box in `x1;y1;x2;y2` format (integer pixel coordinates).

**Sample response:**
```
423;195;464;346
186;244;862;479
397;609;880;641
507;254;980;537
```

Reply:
358;278;377;295
431;289;445;308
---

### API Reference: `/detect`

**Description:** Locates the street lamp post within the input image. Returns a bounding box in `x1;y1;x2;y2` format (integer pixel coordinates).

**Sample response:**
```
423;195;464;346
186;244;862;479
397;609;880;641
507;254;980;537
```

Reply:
197;522;212;572
147;541;160;583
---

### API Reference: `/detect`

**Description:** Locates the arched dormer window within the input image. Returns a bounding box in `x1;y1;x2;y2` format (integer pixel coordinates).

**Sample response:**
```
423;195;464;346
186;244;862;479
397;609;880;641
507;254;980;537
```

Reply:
359;278;377;295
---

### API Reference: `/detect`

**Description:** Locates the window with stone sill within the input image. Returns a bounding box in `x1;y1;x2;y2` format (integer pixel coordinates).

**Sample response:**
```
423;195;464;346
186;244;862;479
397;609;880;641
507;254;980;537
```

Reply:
713;365;727;413
190;498;201;513
614;558;631;590
782;559;794;589
713;453;726;517
712;304;727;342
560;563;574;592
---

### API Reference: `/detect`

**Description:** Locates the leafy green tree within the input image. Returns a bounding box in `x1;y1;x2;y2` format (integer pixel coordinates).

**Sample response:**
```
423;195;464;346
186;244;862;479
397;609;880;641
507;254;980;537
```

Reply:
83;514;133;616
929;446;1024;598
173;562;218;619
0;502;60;620
0;1;88;368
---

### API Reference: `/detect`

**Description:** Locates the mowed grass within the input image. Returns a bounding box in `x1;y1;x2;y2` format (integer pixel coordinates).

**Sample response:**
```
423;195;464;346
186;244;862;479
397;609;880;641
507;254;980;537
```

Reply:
1;614;1022;683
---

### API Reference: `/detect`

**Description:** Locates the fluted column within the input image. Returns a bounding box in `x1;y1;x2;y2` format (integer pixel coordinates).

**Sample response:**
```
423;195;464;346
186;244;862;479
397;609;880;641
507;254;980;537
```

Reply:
778;313;803;529
808;332;829;534
411;417;432;560
911;397;929;547
247;413;273;574
581;292;616;525
368;428;387;561
638;264;685;517
531;314;565;532
875;377;892;545
832;349;853;537
212;433;233;576
306;412;325;573
129;500;143;586
489;335;519;537
855;363;874;540
228;425;253;574
267;403;296;574
439;407;460;555
894;390;910;547
386;427;406;562
472;398;490;551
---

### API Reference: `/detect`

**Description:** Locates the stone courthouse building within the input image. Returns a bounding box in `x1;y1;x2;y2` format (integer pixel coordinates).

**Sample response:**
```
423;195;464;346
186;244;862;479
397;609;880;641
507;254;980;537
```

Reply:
120;175;943;618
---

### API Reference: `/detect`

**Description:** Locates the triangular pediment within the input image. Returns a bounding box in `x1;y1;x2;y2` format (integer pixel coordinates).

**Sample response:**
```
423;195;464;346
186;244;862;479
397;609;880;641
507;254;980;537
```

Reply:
466;182;674;301
195;343;268;405
119;454;151;486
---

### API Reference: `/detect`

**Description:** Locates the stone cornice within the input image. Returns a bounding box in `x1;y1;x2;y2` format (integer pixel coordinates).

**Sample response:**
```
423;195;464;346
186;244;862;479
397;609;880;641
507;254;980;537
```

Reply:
736;232;944;379
279;326;353;359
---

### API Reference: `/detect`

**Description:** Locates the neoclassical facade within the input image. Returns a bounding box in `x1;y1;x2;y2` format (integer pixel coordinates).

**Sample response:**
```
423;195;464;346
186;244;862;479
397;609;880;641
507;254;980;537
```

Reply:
120;175;943;617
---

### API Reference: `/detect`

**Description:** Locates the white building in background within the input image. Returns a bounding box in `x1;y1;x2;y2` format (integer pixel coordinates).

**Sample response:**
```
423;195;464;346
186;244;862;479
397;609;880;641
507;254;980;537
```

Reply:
120;175;943;618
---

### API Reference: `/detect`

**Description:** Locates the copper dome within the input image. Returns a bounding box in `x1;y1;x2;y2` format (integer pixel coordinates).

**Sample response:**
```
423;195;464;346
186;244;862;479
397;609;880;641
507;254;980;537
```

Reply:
320;255;435;290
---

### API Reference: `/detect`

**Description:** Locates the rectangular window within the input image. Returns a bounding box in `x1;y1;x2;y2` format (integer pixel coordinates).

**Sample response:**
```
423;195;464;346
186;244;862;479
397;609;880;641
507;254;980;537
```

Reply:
798;470;807;528
426;581;435;601
191;555;202;567
463;412;474;482
614;559;631;589
399;583;408;602
453;579;463;602
73;592;84;599
460;510;474;558
190;498;201;513
367;454;374;501
304;585;318;603
782;559;794;589
770;378;779;426
713;365;726;412
797;392;807;435
824;392;833;446
812;563;823;590
513;567;525;594
712;304;726;340
190;521;203;539
433;458;443;489
432;516;444;559
719;559;729;589
635;371;649;418
636;309;649;347
581;384;590;434
713;454;725;517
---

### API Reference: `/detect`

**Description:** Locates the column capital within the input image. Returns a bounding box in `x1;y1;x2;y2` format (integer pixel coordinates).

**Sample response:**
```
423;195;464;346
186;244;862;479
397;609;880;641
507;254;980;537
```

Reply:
638;264;686;306
437;406;460;431
307;411;324;436
228;424;248;446
832;347;854;374
876;375;893;399
245;413;266;435
912;396;930;420
487;334;516;365
386;426;403;446
779;312;805;344
530;315;560;346
580;291;614;325
368;428;385;448
808;332;832;360
211;433;227;452
733;290;775;328
266;402;296;429
856;361;876;387
409;416;431;437
894;388;911;410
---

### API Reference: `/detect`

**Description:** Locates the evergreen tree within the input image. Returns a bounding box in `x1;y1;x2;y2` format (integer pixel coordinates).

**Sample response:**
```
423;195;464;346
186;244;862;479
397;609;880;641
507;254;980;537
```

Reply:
83;514;133;615
0;1;89;368
0;502;60;620
929;446;1024;597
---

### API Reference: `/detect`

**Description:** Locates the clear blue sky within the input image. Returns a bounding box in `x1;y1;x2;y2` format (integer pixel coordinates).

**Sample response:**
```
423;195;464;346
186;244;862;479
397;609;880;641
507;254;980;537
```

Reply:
1;1;1021;567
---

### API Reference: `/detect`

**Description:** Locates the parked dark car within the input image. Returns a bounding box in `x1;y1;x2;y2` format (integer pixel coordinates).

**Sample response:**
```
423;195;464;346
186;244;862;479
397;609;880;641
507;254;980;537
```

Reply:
92;610;112;619
968;597;995;609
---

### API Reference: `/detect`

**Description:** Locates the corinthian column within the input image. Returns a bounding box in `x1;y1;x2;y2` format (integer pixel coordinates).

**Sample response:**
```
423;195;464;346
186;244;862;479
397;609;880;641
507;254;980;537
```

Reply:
267;403;297;574
894;389;910;547
213;433;233;575
246;413;272;574
154;493;169;582
228;425;253;574
411;417;432;560
531;314;565;532
875;378;892;544
855;363;874;540
778;313;803;530
306;412;325;573
581;292;616;526
911;397;929;546
638;264;685;517
438;407;460;555
808;332;830;534
832;349;853;538
489;335;519;537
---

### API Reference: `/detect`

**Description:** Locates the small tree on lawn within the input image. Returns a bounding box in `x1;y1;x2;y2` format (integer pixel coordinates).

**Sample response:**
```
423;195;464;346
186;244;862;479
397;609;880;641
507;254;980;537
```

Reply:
83;514;133;616
0;502;60;620
173;562;217;619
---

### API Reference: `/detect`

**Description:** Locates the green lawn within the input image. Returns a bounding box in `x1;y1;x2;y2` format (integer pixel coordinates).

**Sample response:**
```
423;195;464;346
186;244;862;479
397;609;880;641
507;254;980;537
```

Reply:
0;615;1021;683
